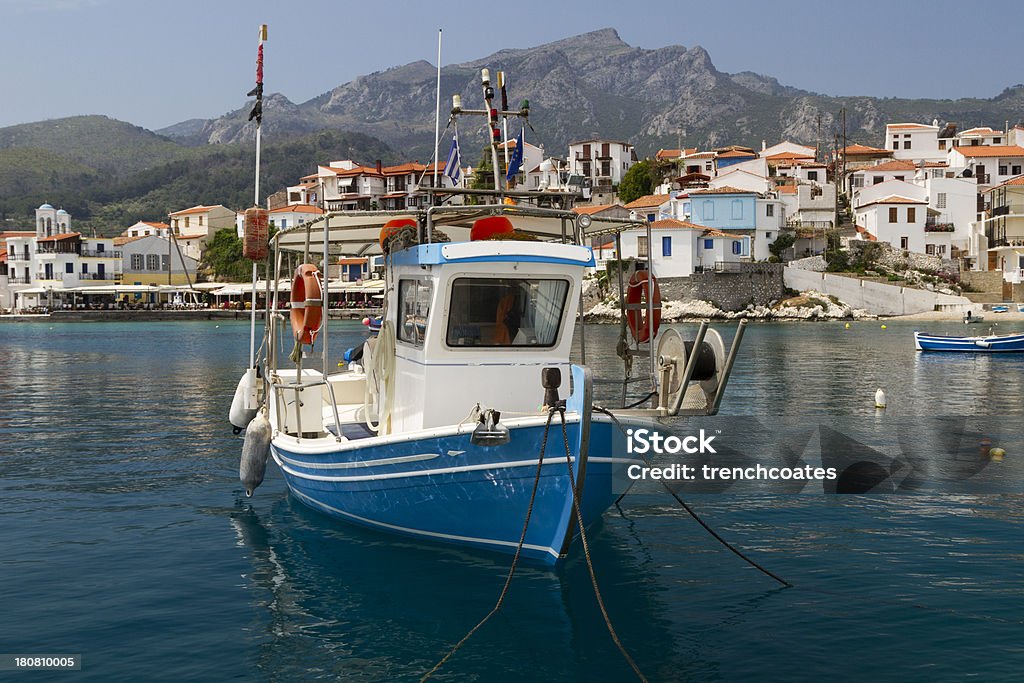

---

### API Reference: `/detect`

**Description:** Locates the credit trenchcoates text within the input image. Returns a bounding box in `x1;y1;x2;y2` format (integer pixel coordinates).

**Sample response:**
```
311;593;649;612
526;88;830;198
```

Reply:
608;416;1020;495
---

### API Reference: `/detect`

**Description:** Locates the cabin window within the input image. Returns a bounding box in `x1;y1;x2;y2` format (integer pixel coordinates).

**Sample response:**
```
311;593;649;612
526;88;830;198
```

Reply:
397;279;432;347
446;277;569;348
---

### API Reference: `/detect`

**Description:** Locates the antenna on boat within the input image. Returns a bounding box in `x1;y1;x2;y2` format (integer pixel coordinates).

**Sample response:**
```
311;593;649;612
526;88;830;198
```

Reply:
480;69;504;202
432;29;442;197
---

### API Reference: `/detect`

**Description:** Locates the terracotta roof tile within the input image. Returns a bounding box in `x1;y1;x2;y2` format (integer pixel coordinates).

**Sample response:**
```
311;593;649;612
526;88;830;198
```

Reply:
655;148;682;160
855;225;878;241
623;193;670;209
689;186;757;195
269;204;324;214
649;218;703;229
886;123;937;130
841;143;891;155
858;160;918;173
717;150;757;158
702;228;747;239
765;151;815;161
573;203;620;215
37;232;80;242
952;145;1024;158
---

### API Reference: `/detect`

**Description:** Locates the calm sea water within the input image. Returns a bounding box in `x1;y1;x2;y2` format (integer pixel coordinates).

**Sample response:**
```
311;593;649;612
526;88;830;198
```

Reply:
1;319;1023;681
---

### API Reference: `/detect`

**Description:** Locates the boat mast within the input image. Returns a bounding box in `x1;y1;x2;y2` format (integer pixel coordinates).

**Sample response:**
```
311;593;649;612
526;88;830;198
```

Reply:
481;69;503;202
249;24;267;370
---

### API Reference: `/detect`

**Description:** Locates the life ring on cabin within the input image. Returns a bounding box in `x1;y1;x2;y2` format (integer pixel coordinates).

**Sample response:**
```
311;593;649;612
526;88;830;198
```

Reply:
625;270;661;343
290;264;323;344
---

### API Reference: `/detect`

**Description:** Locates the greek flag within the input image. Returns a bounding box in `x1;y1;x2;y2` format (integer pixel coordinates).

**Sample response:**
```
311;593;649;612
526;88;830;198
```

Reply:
506;129;524;182
444;133;462;185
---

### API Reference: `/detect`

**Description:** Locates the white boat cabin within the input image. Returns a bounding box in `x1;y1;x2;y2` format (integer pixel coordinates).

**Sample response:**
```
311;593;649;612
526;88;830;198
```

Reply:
381;240;592;433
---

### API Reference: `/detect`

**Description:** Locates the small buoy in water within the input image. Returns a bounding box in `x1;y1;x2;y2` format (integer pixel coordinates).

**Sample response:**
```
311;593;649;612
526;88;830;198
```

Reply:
880;324;887;329
215;325;220;328
845;322;850;329
874;388;887;409
362;317;371;326
990;447;1005;462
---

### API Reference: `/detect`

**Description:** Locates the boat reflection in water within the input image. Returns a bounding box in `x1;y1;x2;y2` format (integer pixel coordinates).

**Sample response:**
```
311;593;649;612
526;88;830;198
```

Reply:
227;492;769;682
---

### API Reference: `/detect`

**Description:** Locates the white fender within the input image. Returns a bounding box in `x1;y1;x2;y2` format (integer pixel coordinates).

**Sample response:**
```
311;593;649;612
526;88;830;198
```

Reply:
229;368;259;432
239;411;272;497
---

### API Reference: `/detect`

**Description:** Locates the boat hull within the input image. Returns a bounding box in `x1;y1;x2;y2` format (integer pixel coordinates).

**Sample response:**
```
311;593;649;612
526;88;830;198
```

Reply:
272;417;628;565
915;331;1024;352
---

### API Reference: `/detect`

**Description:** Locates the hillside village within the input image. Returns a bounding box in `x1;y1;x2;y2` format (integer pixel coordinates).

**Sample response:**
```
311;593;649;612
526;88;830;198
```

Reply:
2;119;1024;314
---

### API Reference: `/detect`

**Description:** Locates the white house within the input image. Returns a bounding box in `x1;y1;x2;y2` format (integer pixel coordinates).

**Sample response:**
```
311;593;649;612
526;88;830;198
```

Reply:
957;126;1007;148
267;204;324;232
885;121;946;163
761;141;817;159
120;220;170;239
947;145;1024;188
854;194;951;256
979;176;1024;284
567;139;636;190
709;168;770;194
616;219;750;277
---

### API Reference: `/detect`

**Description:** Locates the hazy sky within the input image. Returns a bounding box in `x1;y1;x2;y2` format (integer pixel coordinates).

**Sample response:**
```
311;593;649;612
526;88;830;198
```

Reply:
1;0;1021;131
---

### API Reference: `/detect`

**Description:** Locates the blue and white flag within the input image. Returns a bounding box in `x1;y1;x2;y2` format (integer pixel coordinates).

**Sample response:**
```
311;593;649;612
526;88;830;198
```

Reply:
444;132;462;185
506;129;524;182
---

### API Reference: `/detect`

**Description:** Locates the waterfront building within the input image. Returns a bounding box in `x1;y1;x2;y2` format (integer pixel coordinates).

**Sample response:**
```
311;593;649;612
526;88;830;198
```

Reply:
979;176;1024;289
117;235;198;287
946;145;1024;189
168;205;237;260
616;219;749;277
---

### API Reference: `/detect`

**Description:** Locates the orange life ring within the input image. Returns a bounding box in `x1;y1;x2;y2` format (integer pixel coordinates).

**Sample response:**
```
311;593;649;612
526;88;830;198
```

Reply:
290;264;323;344
625;270;661;343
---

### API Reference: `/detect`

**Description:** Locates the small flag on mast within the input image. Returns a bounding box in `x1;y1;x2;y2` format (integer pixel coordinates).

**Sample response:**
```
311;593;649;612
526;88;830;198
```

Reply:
505;129;524;182
444;132;462;185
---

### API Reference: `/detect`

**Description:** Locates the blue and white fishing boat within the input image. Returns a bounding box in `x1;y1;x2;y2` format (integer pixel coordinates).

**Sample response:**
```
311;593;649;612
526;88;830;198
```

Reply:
915;330;1024;352
232;68;746;565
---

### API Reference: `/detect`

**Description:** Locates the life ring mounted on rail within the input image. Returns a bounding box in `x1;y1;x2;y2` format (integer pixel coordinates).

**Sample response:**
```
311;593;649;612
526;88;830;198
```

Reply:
290;264;323;345
625;270;661;343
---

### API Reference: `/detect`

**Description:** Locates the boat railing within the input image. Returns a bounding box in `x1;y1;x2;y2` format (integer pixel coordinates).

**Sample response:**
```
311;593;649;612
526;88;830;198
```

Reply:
271;372;343;442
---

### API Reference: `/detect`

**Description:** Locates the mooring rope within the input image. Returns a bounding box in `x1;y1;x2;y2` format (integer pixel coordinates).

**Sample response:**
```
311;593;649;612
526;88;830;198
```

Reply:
556;408;649;683
593;405;793;589
420;409;555;682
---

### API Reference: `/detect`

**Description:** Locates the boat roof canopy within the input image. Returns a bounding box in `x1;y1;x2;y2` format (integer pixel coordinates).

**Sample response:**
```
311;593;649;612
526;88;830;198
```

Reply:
272;203;645;255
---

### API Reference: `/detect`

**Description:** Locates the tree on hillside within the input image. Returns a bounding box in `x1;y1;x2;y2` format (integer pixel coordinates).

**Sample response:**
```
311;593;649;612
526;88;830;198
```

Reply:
618;160;657;204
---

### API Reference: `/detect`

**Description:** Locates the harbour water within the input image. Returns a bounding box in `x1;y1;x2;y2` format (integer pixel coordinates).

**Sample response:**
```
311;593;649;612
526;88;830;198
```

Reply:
1;319;1023;681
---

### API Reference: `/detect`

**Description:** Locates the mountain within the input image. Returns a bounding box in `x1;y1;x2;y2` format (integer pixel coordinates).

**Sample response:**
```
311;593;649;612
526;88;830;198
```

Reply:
0;115;194;176
159;28;1024;158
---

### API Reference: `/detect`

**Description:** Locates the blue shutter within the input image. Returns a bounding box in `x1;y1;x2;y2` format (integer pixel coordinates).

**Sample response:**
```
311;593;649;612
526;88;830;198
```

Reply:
703;239;714;250
662;235;672;256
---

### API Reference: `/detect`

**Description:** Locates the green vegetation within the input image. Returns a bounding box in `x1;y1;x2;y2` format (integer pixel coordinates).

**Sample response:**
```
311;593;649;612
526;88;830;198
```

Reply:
768;232;795;261
0;128;395;235
617;159;657;204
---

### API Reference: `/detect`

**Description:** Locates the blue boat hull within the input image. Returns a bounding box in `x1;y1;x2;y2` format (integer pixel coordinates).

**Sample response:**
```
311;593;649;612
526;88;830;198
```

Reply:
272;418;626;565
915;331;1024;353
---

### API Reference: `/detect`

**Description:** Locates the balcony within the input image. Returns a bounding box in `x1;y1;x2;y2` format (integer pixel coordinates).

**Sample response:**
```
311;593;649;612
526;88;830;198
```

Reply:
924;222;955;233
80;249;121;258
81;273;122;281
976;173;990;185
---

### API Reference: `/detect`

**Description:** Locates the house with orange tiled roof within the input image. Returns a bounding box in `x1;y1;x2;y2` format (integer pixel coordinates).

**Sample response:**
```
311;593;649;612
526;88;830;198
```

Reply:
885;121;946;163
957;127;1006;147
836;143;893;171
168;204;237;260
852;180;950;255
120;220;170;239
947;145;1024;187
268;204;324;231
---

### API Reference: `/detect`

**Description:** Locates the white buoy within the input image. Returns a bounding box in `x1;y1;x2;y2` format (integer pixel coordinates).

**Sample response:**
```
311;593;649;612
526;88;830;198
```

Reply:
874;388;887;409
